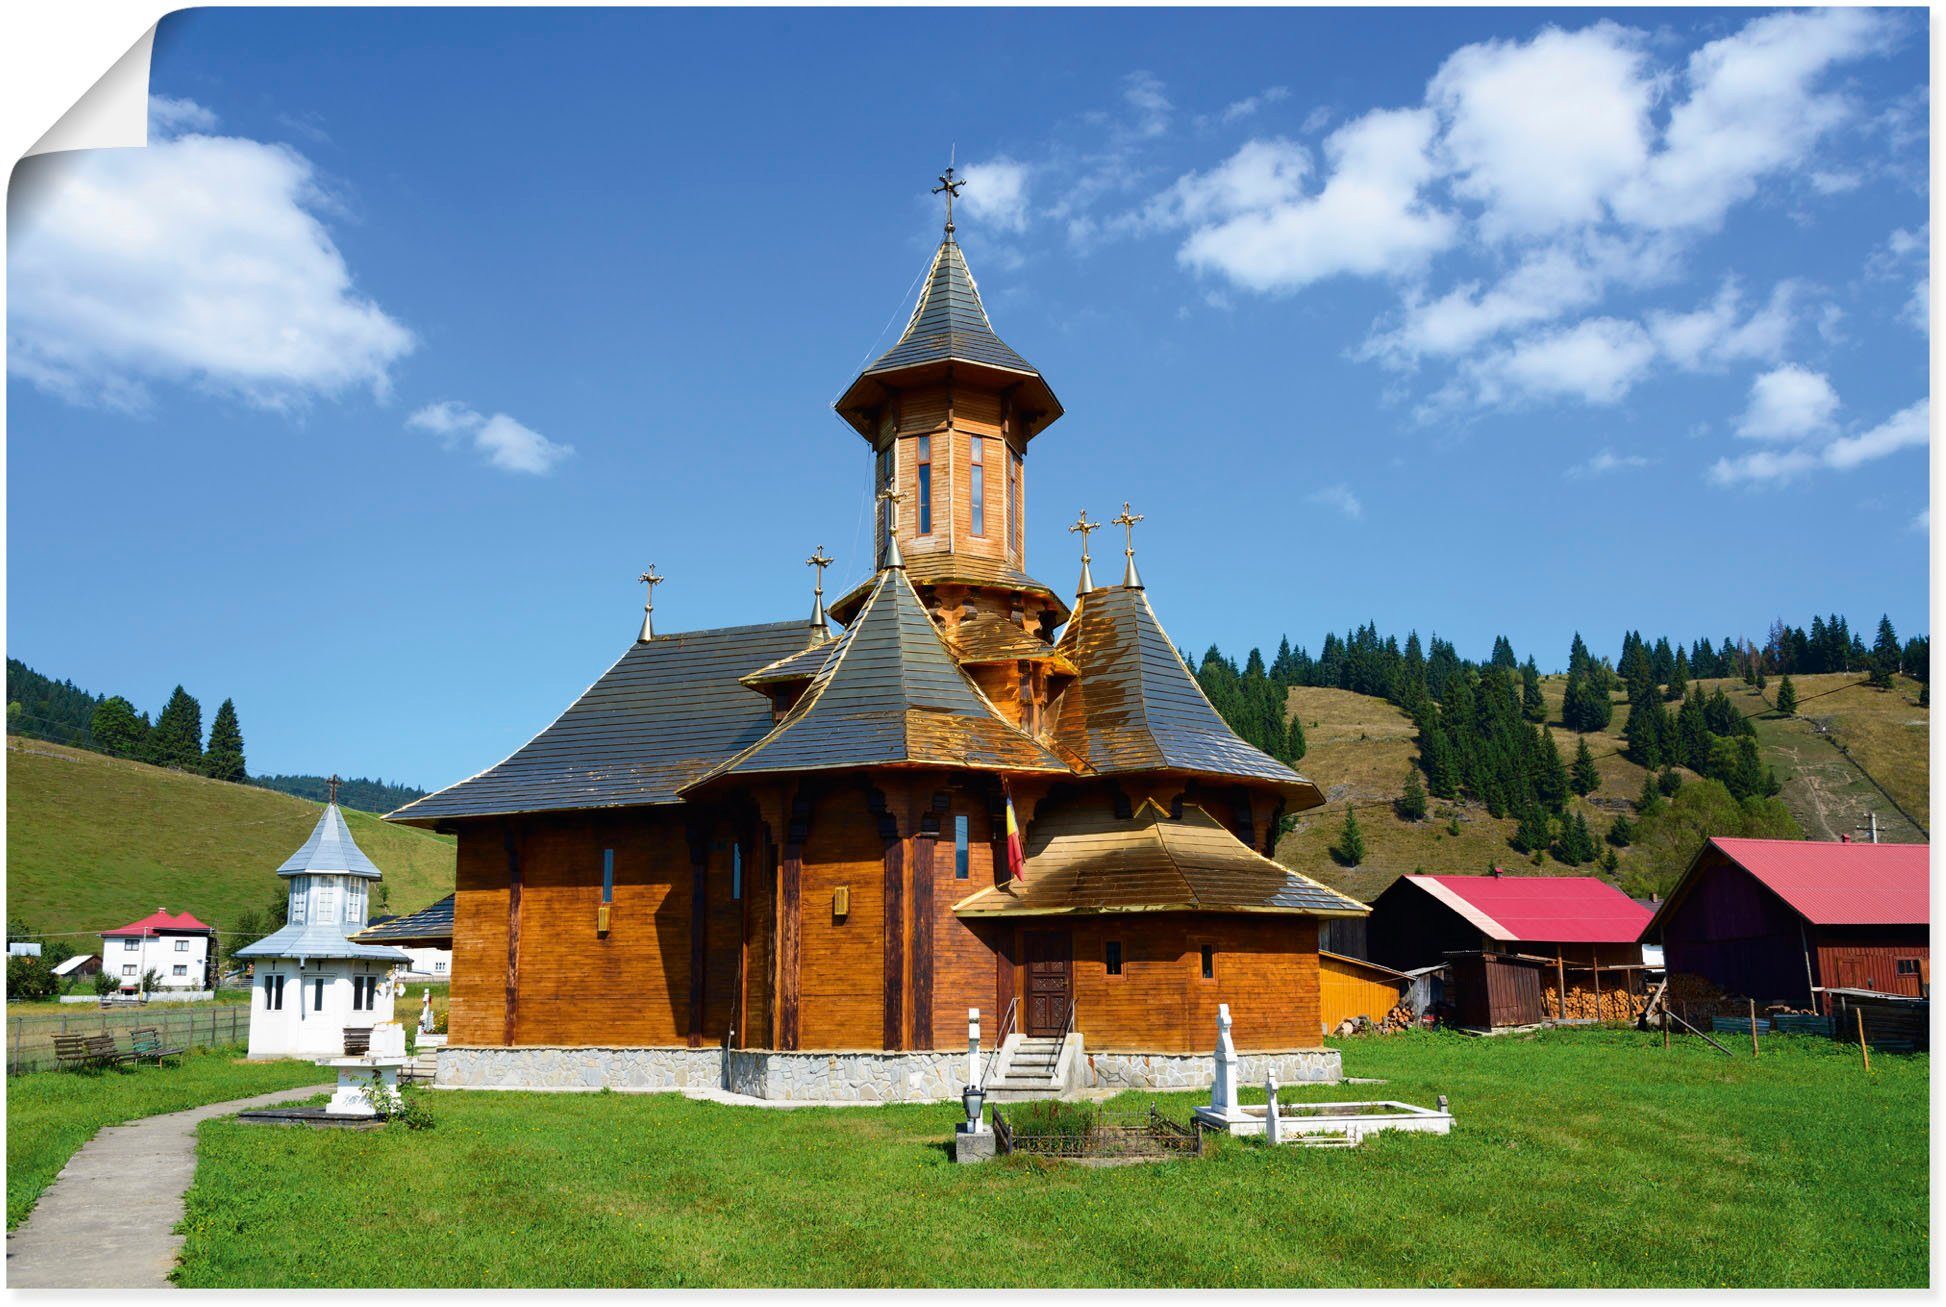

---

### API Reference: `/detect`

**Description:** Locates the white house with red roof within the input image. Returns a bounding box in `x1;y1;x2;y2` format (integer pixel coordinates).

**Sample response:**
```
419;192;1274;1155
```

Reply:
1645;837;1929;1009
100;909;215;993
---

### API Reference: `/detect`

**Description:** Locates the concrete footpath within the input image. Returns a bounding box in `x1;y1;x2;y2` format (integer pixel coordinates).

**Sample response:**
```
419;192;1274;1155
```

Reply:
6;1082;333;1288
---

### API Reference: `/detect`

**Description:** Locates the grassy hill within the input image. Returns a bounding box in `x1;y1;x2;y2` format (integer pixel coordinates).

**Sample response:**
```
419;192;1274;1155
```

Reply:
1276;673;1928;905
6;737;454;941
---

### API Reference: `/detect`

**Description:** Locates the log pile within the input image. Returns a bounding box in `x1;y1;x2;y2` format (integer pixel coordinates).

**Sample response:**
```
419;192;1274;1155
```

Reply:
1331;1002;1418;1037
1542;984;1647;1023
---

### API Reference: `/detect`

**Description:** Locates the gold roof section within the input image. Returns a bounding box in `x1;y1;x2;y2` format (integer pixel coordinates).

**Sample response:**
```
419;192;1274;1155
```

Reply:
946;612;1079;676
954;800;1367;919
828;552;1071;626
1050;586;1325;808
684;567;1072;790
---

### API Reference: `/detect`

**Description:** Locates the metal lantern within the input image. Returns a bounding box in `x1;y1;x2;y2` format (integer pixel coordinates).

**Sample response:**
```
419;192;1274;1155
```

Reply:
962;1082;985;1127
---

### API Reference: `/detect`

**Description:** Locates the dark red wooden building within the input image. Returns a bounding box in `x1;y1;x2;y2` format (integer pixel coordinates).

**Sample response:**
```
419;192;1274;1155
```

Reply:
1645;837;1930;1009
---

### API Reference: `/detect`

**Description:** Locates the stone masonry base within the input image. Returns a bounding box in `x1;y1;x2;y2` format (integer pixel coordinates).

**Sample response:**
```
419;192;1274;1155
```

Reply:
434;1043;1342;1101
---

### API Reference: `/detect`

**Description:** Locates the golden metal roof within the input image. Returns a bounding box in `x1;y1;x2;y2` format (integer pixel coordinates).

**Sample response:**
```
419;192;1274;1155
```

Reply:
953;799;1367;918
946;612;1078;676
828;553;1070;626
1049;586;1325;807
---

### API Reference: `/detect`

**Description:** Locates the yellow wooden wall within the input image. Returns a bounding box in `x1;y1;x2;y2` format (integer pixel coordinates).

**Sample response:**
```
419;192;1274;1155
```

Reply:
1319;952;1406;1032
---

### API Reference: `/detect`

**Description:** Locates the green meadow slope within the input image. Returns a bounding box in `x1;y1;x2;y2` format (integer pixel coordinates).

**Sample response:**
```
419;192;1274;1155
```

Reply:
1277;673;1928;905
5;737;453;940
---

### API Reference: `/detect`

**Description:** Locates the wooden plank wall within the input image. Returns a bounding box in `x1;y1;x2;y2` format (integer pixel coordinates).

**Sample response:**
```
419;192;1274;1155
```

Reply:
930;793;1001;1044
1066;916;1322;1051
1319;954;1406;1032
797;790;886;1049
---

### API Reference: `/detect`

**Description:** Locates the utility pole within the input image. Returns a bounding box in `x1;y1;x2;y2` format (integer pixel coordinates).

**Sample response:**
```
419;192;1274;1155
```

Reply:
1855;812;1881;845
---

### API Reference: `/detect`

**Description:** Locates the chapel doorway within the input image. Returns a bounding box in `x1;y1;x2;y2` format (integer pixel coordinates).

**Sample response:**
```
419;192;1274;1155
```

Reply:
1023;930;1072;1036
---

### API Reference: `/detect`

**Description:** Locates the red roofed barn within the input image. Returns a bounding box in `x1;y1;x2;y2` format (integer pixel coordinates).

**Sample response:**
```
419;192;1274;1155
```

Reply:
1645;837;1930;1010
1365;873;1655;1029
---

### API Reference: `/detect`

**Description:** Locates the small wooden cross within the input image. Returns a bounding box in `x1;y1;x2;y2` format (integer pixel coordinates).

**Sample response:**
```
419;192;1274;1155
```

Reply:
1112;501;1144;559
326;773;341;805
805;546;833;598
933;166;964;234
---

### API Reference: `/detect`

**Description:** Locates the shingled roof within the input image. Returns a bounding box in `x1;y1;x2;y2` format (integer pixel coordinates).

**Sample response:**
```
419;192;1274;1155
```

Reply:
687;567;1071;787
389;620;825;827
353;893;454;947
953;799;1366;918
276;803;384;880
1049;586;1324;807
834;237;1063;440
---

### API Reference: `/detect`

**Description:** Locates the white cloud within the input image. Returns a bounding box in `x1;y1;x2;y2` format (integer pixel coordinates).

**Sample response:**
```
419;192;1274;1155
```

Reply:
8;100;414;410
1174;110;1456;293
1566;447;1655;479
1364;246;1605;363
1122;71;1172;139
1911;507;1930;534
1735;365;1839;441
1614;8;1896;231
1646;279;1798;371
1430;22;1653;240
1307;483;1363;519
1707;447;1819;486
1907;279;1929;333
1822;398;1928;470
959;158;1031;233
1466;317;1657;406
148;96;217;133
1220;86;1290;124
407;401;573;475
1149;138;1310;228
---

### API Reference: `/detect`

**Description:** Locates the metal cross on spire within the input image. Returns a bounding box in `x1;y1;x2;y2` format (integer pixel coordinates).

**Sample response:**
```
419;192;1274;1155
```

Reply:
1112;501;1145;589
876;485;906;569
933;165;964;239
1068;509;1101;596
637;564;665;641
806;546;834;632
326;773;341;805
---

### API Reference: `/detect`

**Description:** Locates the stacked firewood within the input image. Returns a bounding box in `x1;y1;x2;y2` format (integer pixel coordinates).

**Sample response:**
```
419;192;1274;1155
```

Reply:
1543;985;1647;1023
1332;1003;1418;1037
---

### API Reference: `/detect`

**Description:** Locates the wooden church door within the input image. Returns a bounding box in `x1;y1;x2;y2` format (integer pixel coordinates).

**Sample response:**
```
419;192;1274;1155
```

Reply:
1023;930;1072;1036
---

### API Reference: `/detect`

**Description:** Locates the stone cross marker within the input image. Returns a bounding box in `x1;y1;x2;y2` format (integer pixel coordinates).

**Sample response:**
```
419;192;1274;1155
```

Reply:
1265;1074;1282;1145
1210;1002;1239;1114
967;1007;982;1087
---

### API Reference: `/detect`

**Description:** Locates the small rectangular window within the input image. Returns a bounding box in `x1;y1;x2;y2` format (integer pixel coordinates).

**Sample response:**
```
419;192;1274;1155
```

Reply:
175;939;189;952
1897;958;1920;975
1200;944;1215;980
970;437;986;536
1106;940;1124;976
172;965;187;976
123;964;137;977
1009;448;1023;556
601;848;614;904
124;939;139;951
264;974;284;1010
312;978;325;1011
954;815;970;879
916;436;932;535
435;961;447;973
732;844;743;901
876;447;893;561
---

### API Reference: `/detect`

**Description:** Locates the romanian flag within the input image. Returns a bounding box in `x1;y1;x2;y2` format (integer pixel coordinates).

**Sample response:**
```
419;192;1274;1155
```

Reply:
1002;782;1026;881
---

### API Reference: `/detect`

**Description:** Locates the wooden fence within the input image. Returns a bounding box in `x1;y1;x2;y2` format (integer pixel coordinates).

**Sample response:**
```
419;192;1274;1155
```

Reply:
6;1004;251;1074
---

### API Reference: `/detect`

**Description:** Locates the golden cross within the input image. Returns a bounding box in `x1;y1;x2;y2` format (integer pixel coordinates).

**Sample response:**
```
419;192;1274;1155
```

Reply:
637;565;665;640
877;484;903;531
638;564;665;594
1112;501;1144;560
933;165;964;235
805;546;833;598
1068;509;1100;565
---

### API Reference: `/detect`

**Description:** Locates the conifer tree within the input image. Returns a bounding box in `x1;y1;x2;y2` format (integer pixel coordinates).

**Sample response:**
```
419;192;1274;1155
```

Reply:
1285;714;1307;764
1607;811;1634;847
1666;648;1689;703
1535;728;1569;810
1635;773;1663;816
1330;808;1366;867
1570;736;1600;796
1520;658;1546;723
202;698;247;783
1874;615;1901;671
1657;766;1682;797
1510;804;1552;855
1623;697;1665;769
148;686;203;770
1774;674;1797;716
1754;666;1767;691
1396;769;1427;821
1600;847;1620;875
89;696;147;758
1552;809;1597;866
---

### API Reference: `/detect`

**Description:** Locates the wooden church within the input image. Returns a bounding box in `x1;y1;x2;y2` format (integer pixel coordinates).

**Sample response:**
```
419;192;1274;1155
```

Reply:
390;174;1365;1097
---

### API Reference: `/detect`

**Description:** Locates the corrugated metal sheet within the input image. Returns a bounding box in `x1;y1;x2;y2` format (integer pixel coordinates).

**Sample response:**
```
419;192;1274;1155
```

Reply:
1705;837;1929;926
689;568;1071;786
946;611;1077;675
234;918;411;963
828;552;1068;626
1405;874;1652;945
388;620;825;825
1049;585;1323;804
953;799;1366;918
275;803;384;880
102;910;213;938
739;637;840;687
352;893;454;947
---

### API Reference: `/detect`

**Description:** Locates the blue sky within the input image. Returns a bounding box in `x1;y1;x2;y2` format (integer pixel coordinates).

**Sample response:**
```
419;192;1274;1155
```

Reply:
6;6;1931;789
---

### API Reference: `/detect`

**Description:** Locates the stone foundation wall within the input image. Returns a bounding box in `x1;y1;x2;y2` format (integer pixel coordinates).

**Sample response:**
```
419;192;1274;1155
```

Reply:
435;1045;967;1101
1083;1048;1341;1091
434;1044;1342;1098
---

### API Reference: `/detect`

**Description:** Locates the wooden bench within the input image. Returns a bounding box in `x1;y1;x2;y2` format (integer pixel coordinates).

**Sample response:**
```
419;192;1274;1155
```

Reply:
343;1027;372;1057
125;1027;184;1064
53;1034;127;1070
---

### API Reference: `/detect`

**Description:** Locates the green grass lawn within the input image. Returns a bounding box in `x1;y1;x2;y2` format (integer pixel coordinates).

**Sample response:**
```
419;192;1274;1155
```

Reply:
7;1047;325;1229
174;1029;1925;1288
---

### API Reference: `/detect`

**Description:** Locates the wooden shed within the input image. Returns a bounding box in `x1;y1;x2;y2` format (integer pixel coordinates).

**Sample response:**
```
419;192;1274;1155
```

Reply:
1366;873;1655;1028
1645;837;1929;1012
1319;951;1408;1031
